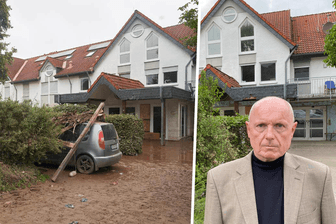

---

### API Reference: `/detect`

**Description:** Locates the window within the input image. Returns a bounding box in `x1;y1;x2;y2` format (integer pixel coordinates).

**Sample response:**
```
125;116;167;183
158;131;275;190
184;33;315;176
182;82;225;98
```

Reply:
241;65;255;82
164;71;177;84
224;110;235;116
81;78;89;91
109;108;120;115
163;67;178;84
261;63;276;82
131;24;144;38
222;7;237;23
145;69;158;85
120;73;130;79
126;107;135;115
240;20;254;53
4;86;10;99
23;83;29;100
120;39;130;64
86;51;96;57
207;24;221;56
45;66;53;77
294;67;309;81
41;71;58;105
146;33;158;60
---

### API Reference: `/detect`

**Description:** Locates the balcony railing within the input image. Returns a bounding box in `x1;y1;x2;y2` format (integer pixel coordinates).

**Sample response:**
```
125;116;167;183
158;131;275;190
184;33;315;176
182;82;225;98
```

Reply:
288;76;336;99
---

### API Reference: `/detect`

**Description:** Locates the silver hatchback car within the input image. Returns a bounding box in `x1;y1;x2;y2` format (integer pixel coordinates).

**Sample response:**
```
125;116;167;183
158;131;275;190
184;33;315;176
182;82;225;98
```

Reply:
43;122;122;174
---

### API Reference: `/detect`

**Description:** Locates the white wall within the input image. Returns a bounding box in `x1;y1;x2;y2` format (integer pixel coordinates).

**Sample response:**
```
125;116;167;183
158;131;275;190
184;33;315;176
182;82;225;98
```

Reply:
200;0;291;86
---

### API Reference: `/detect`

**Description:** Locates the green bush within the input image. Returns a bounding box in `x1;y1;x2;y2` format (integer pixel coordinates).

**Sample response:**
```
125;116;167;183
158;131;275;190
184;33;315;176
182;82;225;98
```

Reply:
0;100;62;165
194;71;251;223
105;114;144;156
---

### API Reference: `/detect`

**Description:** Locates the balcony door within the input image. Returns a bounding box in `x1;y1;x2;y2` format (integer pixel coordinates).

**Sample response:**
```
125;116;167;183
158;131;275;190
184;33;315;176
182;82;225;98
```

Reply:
293;107;325;140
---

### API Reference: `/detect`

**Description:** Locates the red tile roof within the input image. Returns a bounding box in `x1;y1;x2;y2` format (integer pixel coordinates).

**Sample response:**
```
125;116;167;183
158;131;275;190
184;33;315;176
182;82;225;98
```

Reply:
204;64;241;88
292;12;336;54
261;10;292;42
88;72;144;92
6;57;25;80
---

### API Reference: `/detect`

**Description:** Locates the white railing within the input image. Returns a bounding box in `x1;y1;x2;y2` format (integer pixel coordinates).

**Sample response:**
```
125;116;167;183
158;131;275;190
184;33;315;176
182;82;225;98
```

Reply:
288;76;336;98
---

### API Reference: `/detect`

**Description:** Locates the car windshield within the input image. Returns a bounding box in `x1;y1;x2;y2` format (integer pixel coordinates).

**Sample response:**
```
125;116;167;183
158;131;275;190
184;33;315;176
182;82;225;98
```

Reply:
101;124;117;141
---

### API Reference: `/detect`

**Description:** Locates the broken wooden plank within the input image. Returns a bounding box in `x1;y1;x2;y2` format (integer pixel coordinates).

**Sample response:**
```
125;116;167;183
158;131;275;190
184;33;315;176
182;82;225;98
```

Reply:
51;102;105;182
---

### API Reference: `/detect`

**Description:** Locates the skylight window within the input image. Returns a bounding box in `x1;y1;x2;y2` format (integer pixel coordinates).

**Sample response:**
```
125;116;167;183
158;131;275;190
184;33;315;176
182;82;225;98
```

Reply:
65;55;73;60
86;51;96;57
88;42;111;51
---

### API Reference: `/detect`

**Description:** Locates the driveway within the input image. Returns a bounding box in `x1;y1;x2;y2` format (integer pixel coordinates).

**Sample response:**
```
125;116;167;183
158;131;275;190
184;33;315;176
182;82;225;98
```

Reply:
288;141;336;201
0;138;194;224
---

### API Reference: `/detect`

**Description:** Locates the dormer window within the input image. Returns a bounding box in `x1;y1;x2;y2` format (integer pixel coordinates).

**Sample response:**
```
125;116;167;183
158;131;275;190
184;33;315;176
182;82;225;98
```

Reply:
86;51;96;57
146;33;159;60
240;20;255;53
120;38;130;64
207;24;221;56
131;24;144;38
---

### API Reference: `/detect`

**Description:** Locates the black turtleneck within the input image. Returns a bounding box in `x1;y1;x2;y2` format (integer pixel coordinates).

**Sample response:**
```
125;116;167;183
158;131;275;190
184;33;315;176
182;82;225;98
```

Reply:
252;152;284;224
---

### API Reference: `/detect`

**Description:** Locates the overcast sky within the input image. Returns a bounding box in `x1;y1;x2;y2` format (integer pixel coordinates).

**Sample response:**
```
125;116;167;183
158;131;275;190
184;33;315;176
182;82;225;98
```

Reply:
201;0;335;18
6;0;188;59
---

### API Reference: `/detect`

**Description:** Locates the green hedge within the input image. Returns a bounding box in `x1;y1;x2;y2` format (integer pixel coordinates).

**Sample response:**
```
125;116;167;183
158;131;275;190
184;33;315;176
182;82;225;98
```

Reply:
0;100;62;165
105;114;144;156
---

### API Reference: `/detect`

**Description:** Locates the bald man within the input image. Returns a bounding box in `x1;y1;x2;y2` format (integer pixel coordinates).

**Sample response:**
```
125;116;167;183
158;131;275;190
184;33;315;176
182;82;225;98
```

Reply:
204;97;336;224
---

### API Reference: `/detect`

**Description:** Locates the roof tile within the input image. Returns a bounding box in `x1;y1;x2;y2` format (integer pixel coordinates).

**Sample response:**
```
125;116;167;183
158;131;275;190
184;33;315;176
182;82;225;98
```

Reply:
204;64;241;88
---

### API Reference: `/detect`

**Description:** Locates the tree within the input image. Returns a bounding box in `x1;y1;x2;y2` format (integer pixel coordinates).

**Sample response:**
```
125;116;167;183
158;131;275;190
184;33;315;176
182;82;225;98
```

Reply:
178;0;198;48
0;0;16;83
323;0;336;67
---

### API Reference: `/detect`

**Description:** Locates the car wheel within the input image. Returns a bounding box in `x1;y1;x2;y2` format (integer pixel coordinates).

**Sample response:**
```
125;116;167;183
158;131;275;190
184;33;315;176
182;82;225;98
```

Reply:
76;155;95;174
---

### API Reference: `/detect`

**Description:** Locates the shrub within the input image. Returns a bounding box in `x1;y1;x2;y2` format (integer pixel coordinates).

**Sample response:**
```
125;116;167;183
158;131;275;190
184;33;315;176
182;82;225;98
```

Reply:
0;100;62;165
194;71;251;223
105;114;144;155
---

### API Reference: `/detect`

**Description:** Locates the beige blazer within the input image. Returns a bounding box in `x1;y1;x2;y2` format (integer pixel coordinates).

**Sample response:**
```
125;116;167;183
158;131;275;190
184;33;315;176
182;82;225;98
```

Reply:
204;152;336;224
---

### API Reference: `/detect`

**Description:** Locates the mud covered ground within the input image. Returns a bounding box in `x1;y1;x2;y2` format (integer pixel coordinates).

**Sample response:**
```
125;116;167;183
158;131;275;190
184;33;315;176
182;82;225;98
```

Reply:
0;139;194;224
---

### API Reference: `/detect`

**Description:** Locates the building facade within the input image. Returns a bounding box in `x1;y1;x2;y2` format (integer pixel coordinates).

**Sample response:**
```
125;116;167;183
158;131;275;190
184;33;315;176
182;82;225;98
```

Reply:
201;0;336;141
0;10;196;141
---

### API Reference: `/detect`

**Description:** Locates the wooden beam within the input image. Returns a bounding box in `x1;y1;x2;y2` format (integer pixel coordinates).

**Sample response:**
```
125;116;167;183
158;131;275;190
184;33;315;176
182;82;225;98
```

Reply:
122;100;126;114
234;101;239;114
51;102;105;182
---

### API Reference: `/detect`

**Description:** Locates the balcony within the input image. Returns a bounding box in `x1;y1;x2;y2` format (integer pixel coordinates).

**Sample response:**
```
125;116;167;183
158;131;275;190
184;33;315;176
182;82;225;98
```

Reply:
288;76;336;99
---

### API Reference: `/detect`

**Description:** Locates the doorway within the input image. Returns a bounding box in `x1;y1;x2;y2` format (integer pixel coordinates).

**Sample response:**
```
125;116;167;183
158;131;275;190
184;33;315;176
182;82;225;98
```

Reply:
153;106;161;133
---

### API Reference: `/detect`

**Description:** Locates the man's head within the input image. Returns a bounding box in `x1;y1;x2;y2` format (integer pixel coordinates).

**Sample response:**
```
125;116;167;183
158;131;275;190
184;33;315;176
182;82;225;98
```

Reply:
246;97;297;162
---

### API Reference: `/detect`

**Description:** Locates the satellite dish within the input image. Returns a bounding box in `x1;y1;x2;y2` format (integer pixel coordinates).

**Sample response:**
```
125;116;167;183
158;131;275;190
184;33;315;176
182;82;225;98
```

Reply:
323;22;334;34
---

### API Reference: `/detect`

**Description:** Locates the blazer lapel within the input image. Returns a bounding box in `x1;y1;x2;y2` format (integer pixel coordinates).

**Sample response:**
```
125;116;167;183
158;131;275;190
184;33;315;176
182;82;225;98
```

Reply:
234;152;259;224
284;153;304;224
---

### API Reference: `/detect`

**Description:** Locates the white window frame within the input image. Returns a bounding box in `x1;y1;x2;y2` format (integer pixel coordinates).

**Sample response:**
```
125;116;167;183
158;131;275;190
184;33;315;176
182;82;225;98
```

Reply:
22;83;29;100
119;38;131;65
239;19;255;54
240;63;256;85
163;66;178;85
260;61;277;84
41;71;58;106
4;86;10;99
145;69;159;86
222;7;237;23
207;23;221;57
294;66;310;82
80;77;89;91
146;32;159;61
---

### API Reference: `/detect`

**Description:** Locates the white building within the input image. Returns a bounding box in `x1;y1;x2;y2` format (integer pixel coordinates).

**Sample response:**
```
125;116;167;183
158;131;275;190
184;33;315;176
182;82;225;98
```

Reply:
1;10;196;141
201;0;336;141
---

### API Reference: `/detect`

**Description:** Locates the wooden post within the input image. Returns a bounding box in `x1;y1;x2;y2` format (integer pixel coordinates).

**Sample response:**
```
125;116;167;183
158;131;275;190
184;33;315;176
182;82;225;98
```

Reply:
234;101;239;114
51;102;105;182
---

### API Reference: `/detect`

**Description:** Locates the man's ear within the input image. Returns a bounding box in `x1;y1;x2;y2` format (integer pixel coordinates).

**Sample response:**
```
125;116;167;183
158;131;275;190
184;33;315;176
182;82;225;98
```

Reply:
246;121;251;138
291;121;298;134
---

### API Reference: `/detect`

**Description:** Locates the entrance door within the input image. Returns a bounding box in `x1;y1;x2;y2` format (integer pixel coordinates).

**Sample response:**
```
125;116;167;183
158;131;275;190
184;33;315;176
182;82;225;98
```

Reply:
153;107;161;133
293;108;325;140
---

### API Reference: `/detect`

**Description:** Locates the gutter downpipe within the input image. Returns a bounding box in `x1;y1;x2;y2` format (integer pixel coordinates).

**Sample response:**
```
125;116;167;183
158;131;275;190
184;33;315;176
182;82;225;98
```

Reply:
185;53;196;91
14;85;17;101
86;71;92;87
66;74;72;94
284;45;298;100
